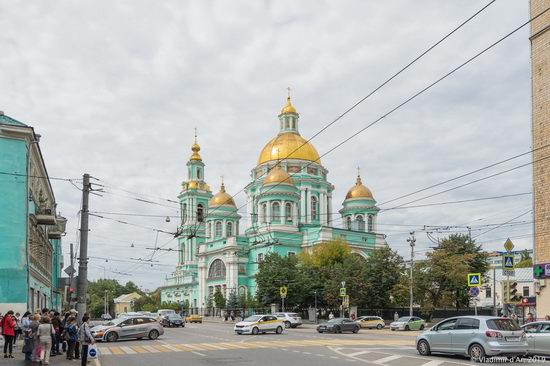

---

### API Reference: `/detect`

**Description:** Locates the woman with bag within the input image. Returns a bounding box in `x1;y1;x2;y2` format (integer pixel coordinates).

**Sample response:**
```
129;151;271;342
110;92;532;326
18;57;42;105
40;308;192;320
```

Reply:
66;317;78;360
21;311;33;361
1;310;16;358
37;315;55;365
78;315;94;366
31;315;41;362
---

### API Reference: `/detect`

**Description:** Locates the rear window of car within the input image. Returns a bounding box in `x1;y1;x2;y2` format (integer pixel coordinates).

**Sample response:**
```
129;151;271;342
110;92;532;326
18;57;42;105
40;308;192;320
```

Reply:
487;319;521;331
288;313;299;317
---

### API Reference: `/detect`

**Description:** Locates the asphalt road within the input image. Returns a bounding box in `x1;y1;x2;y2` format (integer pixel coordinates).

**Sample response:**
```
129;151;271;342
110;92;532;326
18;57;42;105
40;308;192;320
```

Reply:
94;322;549;366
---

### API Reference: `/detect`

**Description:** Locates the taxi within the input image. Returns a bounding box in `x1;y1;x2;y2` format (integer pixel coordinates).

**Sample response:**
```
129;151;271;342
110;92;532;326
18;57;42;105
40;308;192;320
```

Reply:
186;314;203;323
357;316;385;329
234;315;284;335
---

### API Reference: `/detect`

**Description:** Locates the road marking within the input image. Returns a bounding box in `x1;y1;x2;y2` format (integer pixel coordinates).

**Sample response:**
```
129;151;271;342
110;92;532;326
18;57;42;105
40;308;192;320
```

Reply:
130;346;149;354
348;351;371;357
199;343;227;350
120;346;136;354
162;344;182;352
374;355;402;363
422;361;444;366
218;342;249;349
152;345;170;352
180;343;208;351
98;347;111;355
142;345;160;353
109;347;125;355
94;358;101;366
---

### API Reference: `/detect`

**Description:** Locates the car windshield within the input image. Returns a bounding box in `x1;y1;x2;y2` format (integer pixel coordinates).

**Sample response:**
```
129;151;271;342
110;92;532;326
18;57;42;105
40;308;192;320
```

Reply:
327;318;343;323
104;318;126;326
168;314;182;320
244;315;263;322
487;319;521;331
397;317;411;322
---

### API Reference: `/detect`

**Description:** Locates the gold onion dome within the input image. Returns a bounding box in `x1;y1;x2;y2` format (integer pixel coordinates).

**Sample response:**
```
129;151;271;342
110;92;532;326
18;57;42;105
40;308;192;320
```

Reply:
280;96;297;114
263;164;293;186
345;174;374;200
257;134;321;165
190;142;201;161
209;182;236;206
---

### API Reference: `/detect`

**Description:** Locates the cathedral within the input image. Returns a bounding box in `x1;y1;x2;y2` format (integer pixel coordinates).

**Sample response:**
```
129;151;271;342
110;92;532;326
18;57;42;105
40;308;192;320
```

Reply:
160;95;387;309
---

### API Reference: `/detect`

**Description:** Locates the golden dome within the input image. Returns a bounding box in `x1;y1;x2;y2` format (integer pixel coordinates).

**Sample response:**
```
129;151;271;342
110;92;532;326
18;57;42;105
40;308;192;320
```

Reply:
263;164;293;186
184;180;210;191
257;132;321;165
189;129;202;161
280;96;297;114
209;182;236;206
345;174;374;200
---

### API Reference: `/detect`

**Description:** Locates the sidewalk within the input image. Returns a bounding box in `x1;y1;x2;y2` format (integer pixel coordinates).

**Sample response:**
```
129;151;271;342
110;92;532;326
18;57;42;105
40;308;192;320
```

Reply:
0;342;81;366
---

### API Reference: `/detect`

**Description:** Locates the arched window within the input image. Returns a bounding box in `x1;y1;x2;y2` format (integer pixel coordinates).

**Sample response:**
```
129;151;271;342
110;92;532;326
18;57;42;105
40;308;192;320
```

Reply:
182;203;187;224
285;118;290;129
197;204;204;222
346;217;352;230
215;221;222;238
197;168;201;180
208;259;226;279
311;196;318;220
262;204;267;223
226;221;233;237
285;202;293;223
272;202;280;222
356;215;365;231
368;215;374;232
291;119;295;129
206;222;211;238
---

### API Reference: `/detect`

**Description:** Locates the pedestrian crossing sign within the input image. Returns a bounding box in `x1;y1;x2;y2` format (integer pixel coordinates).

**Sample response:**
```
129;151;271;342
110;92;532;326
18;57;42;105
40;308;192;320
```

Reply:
468;273;481;287
503;254;514;270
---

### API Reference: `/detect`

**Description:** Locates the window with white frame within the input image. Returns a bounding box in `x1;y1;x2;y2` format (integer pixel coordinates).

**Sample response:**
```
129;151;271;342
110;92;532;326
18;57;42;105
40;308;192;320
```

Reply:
367;215;374;232
356;215;365;231
311;196;318;220
257;253;264;263
215;221;222;238
208;259;226;279
346;217;352;230
226;221;233;237
285;202;293;223
206;222;211;238
262;204;267;223
272;202;281;222
197;204;204;222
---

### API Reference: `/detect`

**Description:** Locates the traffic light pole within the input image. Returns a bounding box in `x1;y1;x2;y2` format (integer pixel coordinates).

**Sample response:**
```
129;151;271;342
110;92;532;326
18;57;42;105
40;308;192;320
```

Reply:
407;232;416;317
76;174;91;321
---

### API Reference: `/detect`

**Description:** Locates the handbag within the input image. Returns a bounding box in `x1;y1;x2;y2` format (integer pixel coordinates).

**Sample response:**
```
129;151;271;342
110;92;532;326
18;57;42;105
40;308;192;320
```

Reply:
88;344;98;359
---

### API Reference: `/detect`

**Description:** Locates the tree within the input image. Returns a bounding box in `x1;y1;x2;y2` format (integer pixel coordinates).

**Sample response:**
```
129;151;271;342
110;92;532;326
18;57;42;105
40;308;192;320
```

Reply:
300;239;351;268
213;288;226;309
226;291;239;309
516;249;533;268
363;247;404;309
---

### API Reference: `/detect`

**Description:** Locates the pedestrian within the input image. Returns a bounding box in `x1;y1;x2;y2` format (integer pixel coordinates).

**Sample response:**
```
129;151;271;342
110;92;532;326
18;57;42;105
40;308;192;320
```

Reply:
511;313;518;322
13;312;21;347
328;312;334;320
37;315;55;365
78;314;94;366
70;310;80;360
30;315;41;362
1;310;16;358
66;317;78;360
51;311;62;356
21;311;33;361
526;313;535;323
61;312;70;353
230;311;235;321
394;312;399;321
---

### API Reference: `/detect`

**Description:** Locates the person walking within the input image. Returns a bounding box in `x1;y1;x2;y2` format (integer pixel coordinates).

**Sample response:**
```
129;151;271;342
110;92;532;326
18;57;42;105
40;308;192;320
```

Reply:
13;312;21;347
51;312;62;356
38;315;55;365
78;315;94;366
61;312;70;353
394;312;399;322
66;317;78;360
328;312;334;320
21;312;33;361
1;310;16;358
30;315;41;362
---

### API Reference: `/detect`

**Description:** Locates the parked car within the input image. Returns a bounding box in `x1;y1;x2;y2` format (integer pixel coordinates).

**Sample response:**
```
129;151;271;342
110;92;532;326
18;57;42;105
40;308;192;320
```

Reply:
161;314;185;328
273;312;302;328
521;321;550;356
186;314;203;323
234;315;284;335
100;313;112;321
357;316;385;329
91;316;164;342
391;316;425;331
317;318;360;334
416;316;527;361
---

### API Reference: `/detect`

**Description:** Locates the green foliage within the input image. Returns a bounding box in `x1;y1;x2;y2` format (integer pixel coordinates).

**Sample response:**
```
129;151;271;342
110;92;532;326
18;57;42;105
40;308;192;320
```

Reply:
516;250;533;268
300;239;351;268
363;247;404;309
213;288;226;308
226;291;239;309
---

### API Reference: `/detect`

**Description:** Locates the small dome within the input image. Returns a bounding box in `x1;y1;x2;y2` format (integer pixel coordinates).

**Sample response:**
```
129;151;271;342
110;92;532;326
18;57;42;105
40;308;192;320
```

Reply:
190;142;201;161
345;174;374;200
257;132;320;165
280;96;297;114
209;182;235;206
263;165;293;186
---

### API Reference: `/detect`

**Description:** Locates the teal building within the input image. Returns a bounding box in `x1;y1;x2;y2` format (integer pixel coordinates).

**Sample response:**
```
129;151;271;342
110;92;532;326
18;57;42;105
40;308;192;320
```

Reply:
0;112;67;314
161;96;387;309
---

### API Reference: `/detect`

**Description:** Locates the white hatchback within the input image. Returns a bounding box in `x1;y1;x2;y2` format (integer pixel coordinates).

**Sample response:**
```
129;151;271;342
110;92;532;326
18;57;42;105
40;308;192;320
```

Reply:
273;312;302;328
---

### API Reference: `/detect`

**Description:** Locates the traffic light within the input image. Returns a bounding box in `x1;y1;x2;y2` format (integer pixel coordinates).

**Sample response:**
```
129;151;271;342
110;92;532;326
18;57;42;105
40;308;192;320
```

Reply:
502;281;509;302
509;282;522;304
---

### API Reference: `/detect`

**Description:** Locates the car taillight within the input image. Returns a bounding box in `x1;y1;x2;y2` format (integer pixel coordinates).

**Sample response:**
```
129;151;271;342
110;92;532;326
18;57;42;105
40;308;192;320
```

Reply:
485;330;503;338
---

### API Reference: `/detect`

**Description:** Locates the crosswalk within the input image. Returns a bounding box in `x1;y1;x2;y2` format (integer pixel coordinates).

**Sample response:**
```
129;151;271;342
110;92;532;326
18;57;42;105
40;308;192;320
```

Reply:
98;338;413;356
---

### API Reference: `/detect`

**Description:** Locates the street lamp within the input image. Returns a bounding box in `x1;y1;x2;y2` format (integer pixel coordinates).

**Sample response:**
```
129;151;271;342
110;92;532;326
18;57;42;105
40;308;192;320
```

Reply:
406;232;416;317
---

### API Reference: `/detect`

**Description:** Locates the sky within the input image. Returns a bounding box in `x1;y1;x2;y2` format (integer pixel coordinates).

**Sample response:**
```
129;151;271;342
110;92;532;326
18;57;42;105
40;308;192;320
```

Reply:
0;0;535;289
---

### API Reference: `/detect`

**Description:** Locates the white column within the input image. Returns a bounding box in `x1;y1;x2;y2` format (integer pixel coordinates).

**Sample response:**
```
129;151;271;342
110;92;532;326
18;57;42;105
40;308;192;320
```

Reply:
320;193;327;225
293;203;299;227
267;202;272;223
300;189;306;224
306;189;312;223
327;194;333;226
222;220;227;237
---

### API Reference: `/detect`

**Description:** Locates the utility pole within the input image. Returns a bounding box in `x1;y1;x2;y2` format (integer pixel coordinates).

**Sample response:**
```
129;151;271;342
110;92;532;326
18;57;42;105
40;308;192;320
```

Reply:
69;243;75;309
493;266;497;316
314;290;318;324
407;232;416;317
76;173;91;321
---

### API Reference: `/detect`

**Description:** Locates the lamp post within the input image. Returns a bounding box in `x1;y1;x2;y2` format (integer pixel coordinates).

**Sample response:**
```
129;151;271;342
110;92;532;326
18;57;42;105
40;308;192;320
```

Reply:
406;232;416;317
313;290;318;324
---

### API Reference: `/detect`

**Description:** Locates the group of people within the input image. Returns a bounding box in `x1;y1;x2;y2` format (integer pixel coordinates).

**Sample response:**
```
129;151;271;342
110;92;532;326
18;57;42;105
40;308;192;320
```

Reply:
0;309;95;365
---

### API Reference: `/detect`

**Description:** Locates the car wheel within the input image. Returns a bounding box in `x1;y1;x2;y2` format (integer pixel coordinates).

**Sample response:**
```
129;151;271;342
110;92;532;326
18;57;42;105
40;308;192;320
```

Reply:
469;343;486;362
290;324;297;328
148;329;160;340
405;325;410;331
335;326;341;334
377;324;383;329
276;326;283;334
317;330;323;333
353;326;359;334
420;324;425;330
106;332;118;342
284;321;291;329
391;328;395;331
417;340;431;356
252;327;259;335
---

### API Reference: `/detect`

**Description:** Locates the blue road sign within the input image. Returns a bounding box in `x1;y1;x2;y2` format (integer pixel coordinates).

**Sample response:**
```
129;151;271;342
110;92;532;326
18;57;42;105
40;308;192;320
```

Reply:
503;254;514;269
468;273;481;287
469;287;479;297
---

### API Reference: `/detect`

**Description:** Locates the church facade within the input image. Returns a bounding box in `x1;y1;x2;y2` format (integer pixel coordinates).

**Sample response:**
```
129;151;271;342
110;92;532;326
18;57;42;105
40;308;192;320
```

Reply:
160;96;387;309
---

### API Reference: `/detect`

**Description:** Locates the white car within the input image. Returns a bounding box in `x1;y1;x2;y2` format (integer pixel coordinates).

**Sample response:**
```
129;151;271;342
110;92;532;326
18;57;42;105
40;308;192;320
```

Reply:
234;315;284;335
273;312;302;328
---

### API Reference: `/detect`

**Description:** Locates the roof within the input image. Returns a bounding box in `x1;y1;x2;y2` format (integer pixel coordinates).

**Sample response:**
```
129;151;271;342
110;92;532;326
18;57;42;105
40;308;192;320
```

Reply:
113;292;142;303
0;113;29;127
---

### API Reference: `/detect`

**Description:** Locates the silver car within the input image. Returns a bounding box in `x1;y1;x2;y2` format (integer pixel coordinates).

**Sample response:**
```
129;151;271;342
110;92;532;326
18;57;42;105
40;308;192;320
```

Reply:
91;316;164;342
521;321;550;356
416;316;527;361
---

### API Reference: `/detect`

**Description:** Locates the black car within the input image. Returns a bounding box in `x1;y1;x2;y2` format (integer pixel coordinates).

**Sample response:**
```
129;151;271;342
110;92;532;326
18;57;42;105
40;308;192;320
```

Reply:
317;318;360;334
162;314;185;327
